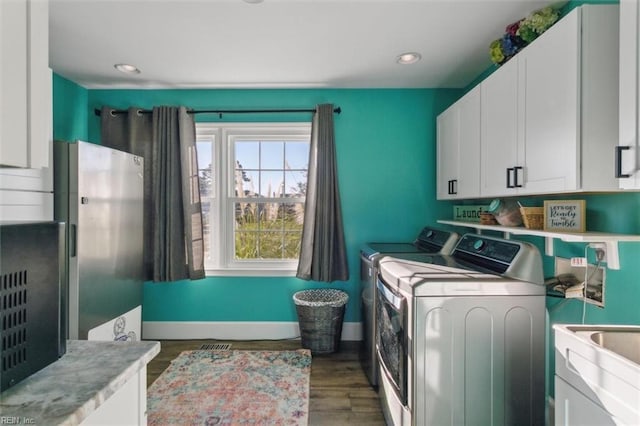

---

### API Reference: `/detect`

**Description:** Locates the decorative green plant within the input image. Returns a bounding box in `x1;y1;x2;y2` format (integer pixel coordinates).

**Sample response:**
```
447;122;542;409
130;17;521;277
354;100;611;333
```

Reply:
489;6;560;66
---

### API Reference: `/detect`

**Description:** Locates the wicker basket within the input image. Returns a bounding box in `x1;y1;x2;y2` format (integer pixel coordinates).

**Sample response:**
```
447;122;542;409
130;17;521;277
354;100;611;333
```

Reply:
293;289;349;354
520;207;544;229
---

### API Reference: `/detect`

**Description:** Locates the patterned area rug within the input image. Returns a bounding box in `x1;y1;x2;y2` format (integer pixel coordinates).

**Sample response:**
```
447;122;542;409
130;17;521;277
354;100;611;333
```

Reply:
147;349;312;425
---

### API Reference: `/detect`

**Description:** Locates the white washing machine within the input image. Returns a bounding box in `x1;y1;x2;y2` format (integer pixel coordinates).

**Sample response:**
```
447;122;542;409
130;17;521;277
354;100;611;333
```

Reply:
376;233;546;426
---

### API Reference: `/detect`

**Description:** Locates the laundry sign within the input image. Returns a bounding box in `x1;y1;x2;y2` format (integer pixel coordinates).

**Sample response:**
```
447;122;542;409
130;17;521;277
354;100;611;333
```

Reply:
453;205;490;223
543;200;586;232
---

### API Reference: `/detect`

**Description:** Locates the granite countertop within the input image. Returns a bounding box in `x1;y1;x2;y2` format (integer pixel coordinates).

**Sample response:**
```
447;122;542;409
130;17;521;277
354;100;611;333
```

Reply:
0;339;160;425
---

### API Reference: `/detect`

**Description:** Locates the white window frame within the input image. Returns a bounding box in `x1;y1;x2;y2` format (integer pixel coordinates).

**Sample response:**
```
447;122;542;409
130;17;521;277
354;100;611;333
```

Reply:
196;122;312;276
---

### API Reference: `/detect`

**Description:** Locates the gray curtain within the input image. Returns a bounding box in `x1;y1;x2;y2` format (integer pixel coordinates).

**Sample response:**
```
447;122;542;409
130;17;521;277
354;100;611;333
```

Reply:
296;104;349;282
101;106;205;282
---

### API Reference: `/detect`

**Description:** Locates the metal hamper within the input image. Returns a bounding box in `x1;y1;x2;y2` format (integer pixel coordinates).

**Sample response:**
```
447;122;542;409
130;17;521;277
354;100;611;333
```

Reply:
293;289;349;354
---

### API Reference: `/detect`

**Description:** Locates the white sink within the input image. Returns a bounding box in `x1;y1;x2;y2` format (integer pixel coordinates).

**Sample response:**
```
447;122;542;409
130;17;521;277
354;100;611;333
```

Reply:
588;328;640;365
554;324;640;425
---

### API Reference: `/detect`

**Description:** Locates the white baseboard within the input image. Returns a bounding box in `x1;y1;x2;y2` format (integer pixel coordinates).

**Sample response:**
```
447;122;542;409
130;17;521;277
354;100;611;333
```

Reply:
142;321;362;341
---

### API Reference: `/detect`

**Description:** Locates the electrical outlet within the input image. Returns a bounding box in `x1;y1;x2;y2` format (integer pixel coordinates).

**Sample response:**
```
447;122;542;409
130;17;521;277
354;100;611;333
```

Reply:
555;257;606;307
588;243;607;263
570;257;587;267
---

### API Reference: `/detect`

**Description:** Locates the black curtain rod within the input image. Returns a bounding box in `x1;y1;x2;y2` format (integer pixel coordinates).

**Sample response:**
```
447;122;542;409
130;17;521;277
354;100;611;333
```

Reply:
94;106;341;117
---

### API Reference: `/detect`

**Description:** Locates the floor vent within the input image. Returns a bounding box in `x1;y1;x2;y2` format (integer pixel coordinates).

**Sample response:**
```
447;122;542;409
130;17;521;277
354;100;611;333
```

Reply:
199;343;231;351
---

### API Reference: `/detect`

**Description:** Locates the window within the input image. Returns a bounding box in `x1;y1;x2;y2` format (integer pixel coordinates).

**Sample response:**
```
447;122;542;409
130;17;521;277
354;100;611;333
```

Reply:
196;123;311;275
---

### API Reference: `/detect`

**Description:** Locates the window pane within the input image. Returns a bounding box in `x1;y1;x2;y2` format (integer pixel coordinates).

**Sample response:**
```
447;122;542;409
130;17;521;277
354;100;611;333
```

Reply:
259;170;284;197
261;141;284;169
197;141;214;198
257;232;283;258
201;201;211;261
233;202;302;260
284;231;302;258
285;170;306;197
235;201;259;228
285;141;309;170
235;140;259;169
199;167;214;198
235;232;258;259
283;202;305;230
261;202;284;229
235;168;257;197
196;141;212;169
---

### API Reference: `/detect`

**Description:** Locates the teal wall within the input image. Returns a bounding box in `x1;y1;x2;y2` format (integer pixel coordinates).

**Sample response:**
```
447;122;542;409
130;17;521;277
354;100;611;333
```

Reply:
53;74;88;142
538;193;640;397
53;77;640;323
78;87;461;324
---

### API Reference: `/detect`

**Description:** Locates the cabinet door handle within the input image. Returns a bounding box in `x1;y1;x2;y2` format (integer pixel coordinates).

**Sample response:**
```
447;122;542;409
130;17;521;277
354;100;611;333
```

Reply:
506;168;515;188
615;146;632;178
447;179;457;195
514;166;524;188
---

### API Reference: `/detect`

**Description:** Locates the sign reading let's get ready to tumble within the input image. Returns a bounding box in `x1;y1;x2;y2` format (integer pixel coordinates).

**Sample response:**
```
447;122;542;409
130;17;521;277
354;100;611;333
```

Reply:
543;200;586;232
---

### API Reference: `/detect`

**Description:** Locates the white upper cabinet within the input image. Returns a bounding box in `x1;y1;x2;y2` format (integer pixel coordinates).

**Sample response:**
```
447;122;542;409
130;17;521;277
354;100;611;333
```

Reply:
479;5;619;198
619;0;640;189
437;86;481;200
480;56;519;198
0;0;51;169
517;8;579;194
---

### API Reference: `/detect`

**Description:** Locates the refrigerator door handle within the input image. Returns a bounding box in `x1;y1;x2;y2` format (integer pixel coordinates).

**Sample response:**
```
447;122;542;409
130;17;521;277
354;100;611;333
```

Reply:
70;224;77;258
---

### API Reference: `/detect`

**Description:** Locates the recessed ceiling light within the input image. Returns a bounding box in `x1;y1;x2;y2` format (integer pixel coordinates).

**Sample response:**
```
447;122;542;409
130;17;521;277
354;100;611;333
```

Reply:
396;52;421;65
243;0;264;3
114;63;141;74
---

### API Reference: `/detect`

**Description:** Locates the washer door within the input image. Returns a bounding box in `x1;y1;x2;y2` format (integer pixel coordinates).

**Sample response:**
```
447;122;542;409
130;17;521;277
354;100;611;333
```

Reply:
376;276;408;405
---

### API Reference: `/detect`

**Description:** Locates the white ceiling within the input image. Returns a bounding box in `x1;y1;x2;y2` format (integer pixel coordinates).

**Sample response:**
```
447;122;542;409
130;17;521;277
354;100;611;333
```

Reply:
49;0;558;90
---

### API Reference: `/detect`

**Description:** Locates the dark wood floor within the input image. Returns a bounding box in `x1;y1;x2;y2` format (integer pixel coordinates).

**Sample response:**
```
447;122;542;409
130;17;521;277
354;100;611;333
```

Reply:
146;339;385;425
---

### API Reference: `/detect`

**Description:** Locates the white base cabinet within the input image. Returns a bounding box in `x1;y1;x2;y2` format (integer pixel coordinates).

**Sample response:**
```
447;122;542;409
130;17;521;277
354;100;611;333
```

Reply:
554;377;621;426
81;366;148;426
436;86;481;200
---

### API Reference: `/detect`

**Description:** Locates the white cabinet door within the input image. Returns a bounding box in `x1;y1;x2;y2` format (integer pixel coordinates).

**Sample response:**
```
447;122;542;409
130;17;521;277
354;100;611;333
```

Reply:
480;57;519;198
0;0;29;167
28;0;51;170
480;5;618;198
482;9;580;198
619;0;640;189
0;0;50;169
457;87;481;199
437;102;459;200
518;7;580;195
555;377;619;426
437;87;480;200
81;367;147;426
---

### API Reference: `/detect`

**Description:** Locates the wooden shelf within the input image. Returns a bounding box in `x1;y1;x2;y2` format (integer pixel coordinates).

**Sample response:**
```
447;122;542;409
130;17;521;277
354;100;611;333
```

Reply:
437;220;640;270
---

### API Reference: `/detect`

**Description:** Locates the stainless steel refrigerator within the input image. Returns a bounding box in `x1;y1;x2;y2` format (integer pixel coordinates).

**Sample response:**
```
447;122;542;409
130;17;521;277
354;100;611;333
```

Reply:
54;140;144;340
